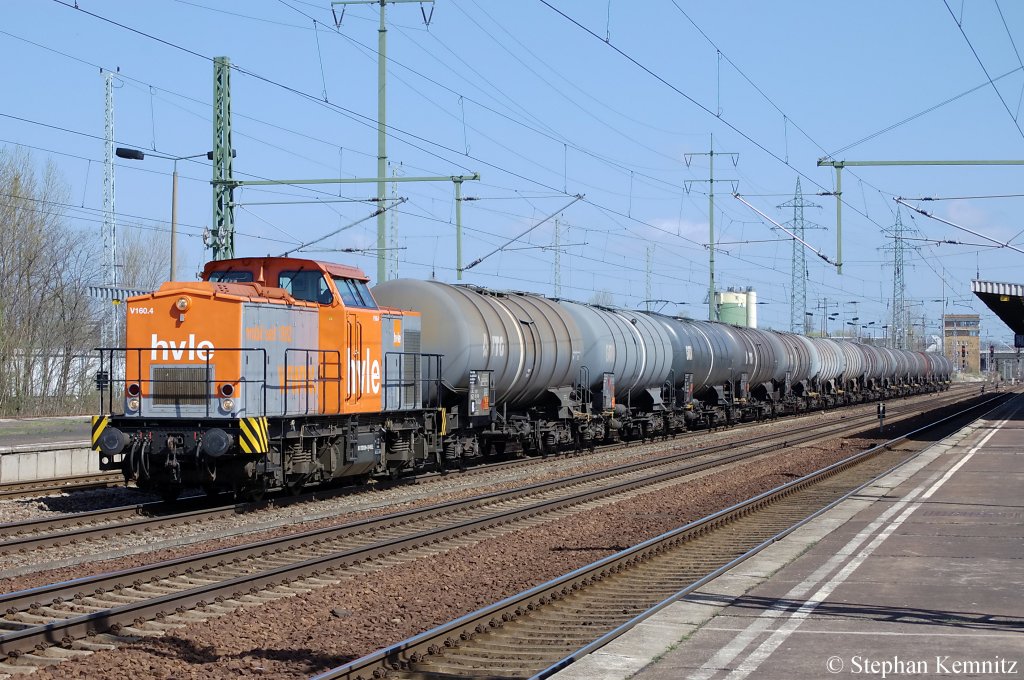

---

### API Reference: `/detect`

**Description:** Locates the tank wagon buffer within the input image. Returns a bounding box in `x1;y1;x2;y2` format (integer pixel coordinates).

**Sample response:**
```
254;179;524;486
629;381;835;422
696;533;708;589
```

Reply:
92;257;444;500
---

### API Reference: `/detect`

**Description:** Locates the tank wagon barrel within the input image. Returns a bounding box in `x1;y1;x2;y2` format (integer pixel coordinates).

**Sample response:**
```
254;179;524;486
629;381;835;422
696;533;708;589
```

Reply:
372;279;583;408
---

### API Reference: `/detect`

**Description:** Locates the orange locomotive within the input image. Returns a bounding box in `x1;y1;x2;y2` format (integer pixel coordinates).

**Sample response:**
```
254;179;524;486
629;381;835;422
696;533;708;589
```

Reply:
93;257;442;500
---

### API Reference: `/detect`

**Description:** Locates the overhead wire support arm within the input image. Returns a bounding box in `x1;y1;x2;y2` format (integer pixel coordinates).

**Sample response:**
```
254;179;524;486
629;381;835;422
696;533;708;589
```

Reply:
733;193;837;267
219;174;480;187
893;197;1024;256
462;195;583;273
278;197;408;257
215;173;478;280
816;158;1024;275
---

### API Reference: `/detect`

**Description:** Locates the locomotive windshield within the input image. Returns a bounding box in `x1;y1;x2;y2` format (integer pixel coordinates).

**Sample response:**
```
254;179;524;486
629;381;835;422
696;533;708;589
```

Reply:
332;276;376;309
280;270;334;304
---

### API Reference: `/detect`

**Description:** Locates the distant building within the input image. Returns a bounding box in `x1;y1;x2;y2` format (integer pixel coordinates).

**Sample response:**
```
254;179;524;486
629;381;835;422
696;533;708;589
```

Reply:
943;314;980;373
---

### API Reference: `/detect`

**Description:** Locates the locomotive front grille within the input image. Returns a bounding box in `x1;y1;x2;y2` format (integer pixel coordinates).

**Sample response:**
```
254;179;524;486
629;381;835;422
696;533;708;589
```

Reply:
152;366;209;405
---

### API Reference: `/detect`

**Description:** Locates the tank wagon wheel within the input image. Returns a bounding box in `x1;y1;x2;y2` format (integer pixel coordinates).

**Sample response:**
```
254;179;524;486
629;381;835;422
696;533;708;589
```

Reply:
433;448;448;475
572;431;583;456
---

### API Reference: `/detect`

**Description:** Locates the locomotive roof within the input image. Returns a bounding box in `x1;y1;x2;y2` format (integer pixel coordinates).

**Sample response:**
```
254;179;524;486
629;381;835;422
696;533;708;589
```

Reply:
201;256;370;283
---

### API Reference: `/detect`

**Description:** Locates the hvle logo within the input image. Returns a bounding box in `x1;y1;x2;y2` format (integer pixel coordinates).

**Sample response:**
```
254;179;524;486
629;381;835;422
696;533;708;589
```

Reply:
151;333;215;361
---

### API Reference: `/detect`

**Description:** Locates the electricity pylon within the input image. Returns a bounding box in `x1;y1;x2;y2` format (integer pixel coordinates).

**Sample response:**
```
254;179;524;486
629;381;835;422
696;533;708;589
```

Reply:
777;178;822;334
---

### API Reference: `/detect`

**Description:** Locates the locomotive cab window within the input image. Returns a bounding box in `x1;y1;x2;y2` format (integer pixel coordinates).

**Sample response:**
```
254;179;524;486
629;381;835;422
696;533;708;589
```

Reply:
332;276;377;309
208;270;254;283
280;270;334;305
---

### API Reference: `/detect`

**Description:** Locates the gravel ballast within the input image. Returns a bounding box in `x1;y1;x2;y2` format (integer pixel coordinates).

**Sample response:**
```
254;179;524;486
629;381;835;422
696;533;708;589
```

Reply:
30;432;904;680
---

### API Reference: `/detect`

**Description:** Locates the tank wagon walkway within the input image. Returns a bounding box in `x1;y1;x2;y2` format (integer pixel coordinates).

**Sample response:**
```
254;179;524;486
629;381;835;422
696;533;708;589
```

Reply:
554;392;1024;680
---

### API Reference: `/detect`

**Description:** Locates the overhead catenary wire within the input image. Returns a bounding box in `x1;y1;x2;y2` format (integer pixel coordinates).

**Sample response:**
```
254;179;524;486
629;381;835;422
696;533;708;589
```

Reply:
24;2;962;323
44;0;883;290
894;197;1024;256
535;0;917;258
943;0;1024;141
827;65;1024;157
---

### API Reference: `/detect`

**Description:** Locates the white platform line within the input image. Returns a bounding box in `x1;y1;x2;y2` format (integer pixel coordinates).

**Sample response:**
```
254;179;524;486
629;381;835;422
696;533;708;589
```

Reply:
720;414;1011;680
688;404;1015;680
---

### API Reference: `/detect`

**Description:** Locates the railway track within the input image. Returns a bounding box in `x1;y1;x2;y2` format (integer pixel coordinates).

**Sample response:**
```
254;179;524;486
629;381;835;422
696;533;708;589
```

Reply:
0;474;123;502
312;391;1014;680
0;386;965;556
0;388;991;673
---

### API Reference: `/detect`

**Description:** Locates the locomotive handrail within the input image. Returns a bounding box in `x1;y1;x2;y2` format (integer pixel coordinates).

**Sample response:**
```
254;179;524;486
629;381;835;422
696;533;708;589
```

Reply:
283;347;342;416
382;351;443;411
355;319;364;401
94;347;268;418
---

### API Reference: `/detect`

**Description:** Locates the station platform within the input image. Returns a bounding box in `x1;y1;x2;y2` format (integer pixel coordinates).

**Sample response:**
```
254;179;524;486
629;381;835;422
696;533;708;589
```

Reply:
555;393;1024;680
0;417;95;483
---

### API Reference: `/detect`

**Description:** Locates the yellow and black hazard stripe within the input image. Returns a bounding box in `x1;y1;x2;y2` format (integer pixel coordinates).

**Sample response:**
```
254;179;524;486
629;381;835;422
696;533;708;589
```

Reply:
91;416;109;451
239;416;270;454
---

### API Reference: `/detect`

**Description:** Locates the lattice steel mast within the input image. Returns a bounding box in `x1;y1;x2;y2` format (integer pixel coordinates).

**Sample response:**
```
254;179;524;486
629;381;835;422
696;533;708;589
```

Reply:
777;178;821;334
102;70;118;345
211;56;234;260
884;208;909;349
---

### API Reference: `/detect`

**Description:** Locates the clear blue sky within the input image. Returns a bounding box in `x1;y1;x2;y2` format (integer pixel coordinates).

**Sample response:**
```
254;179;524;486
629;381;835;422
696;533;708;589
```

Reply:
5;1;1024;344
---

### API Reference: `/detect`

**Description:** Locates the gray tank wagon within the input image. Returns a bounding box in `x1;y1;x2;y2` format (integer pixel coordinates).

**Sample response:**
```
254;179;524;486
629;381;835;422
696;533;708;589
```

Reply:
809;337;846;386
371;280;583;409
373;279;951;460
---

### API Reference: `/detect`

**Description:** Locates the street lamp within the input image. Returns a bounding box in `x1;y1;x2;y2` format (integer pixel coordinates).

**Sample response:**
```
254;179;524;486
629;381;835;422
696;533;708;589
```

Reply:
116;147;213;280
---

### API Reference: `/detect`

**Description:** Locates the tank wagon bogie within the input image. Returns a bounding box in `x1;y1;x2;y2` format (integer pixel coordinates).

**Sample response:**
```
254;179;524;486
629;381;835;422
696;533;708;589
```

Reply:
92;256;952;501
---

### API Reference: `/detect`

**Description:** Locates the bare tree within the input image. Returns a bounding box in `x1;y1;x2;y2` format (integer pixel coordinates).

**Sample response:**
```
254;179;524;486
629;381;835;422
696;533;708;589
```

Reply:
0;147;101;415
118;226;171;291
